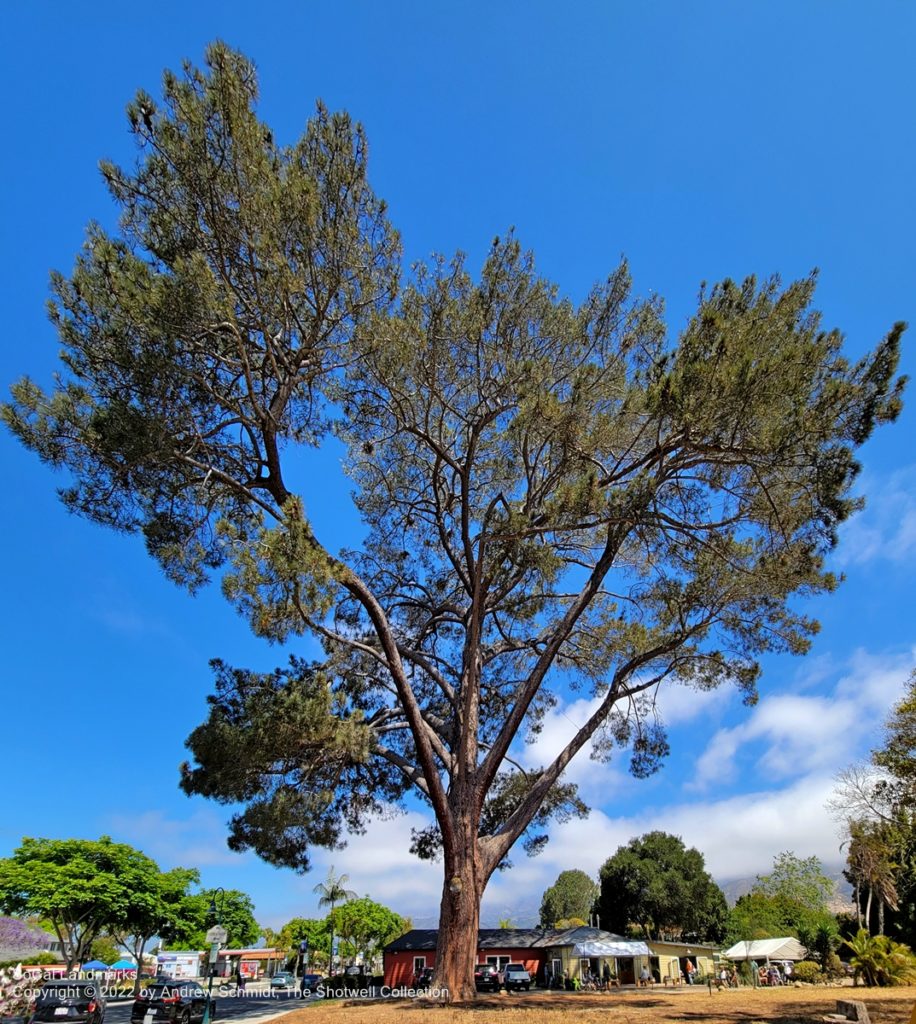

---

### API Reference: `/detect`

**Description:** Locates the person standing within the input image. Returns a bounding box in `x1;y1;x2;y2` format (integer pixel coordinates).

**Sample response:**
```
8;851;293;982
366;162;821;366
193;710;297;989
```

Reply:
684;960;696;985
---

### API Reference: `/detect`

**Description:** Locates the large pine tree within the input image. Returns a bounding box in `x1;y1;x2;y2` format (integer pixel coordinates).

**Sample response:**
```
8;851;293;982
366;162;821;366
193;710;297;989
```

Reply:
3;43;906;1000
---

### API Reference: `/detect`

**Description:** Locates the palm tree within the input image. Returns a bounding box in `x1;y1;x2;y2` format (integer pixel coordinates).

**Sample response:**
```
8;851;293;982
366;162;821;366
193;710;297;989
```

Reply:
844;929;916;986
313;866;357;912
313;867;357;973
845;821;899;934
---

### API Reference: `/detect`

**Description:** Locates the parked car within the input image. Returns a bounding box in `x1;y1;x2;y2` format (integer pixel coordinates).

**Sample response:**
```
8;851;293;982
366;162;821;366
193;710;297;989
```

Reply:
299;973;324;995
30;979;106;1024
131;982;213;1024
503;964;531;991
269;972;296;989
474;964;502;991
412;967;434;989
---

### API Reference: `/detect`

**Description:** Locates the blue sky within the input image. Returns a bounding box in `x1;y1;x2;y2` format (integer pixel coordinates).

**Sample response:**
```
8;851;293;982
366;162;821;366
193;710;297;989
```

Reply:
1;2;914;930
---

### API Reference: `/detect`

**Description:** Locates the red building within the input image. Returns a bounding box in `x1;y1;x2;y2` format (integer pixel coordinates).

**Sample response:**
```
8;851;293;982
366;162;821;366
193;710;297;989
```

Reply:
383;927;649;988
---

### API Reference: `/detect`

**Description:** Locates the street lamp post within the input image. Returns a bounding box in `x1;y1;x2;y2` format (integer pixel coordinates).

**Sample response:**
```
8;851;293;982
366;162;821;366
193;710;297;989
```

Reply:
201;888;225;1024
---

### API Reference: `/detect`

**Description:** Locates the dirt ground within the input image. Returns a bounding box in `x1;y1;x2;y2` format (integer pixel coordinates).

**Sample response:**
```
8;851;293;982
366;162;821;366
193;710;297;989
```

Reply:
283;985;916;1024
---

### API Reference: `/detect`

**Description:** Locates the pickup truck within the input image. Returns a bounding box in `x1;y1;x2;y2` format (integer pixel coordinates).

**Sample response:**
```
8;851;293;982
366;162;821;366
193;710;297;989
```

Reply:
503;963;531;991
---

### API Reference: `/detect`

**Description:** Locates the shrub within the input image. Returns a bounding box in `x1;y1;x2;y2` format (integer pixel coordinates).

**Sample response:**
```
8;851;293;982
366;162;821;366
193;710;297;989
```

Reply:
792;960;824;983
825;953;844;978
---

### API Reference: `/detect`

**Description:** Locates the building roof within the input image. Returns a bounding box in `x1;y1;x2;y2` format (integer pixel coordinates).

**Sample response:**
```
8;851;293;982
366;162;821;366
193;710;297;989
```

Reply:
385;926;635;953
574;937;650;957
723;937;807;961
647;940;720;951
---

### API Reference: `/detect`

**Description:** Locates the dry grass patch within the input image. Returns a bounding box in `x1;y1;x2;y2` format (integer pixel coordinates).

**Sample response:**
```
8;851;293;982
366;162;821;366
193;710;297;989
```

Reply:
284;985;916;1024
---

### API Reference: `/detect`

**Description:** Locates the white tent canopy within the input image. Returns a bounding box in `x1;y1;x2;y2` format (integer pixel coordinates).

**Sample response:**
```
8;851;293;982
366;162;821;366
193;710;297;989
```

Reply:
724;938;807;962
573;938;650;957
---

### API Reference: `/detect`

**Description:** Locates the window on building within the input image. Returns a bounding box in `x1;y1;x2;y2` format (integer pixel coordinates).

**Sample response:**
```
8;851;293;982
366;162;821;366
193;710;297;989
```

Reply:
413;956;426;975
486;955;510;972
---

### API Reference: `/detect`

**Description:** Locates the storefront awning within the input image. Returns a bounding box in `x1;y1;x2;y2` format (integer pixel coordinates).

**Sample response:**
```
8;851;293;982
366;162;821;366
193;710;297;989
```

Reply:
573;939;650;957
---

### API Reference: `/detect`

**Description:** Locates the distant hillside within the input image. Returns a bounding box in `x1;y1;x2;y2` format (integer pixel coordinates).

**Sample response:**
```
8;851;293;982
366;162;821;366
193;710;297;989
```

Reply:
718;871;854;914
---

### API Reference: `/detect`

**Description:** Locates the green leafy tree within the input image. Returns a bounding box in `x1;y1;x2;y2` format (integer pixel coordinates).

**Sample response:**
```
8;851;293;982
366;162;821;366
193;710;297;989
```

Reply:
327;897;405;965
873;670;916;788
164;888;259;950
539;869;598;927
725;891;787;943
3;42;905;1001
276;917;331;969
596;832;727;942
869;671;916;944
729;851;838;957
89;936;120;965
0;838;172;970
755;851;836;911
112;867;199;993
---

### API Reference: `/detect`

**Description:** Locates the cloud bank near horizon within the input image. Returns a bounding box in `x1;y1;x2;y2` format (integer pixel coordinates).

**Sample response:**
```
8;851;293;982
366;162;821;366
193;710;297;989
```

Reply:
108;646;913;929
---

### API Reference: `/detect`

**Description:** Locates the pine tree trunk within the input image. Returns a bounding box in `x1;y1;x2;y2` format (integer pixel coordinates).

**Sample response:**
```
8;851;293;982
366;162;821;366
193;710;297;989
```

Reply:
854;881;862;929
878;899;884;935
432;815;486;1002
864;885;873;933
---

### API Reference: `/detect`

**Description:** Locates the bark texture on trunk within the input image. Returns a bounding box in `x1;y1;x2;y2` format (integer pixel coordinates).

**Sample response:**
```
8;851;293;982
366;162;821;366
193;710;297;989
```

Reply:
432;824;486;1002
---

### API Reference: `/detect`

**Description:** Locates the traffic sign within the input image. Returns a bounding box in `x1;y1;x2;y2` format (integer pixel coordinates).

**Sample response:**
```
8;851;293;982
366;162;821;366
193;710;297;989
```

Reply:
206;926;228;944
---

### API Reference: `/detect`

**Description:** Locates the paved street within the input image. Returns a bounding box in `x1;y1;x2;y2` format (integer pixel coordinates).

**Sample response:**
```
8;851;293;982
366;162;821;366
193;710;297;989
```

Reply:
106;990;307;1024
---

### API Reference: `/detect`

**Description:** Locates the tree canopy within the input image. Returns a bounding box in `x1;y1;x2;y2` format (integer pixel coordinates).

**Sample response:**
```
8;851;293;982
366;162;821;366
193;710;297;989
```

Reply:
539;869;598;927
834;671;916;946
274;917;331;966
113;866;200;992
165;887;260;950
874;671;916;791
3;41;906;1000
596;831;727;942
328;897;406;963
726;851;837;953
0;837;193;970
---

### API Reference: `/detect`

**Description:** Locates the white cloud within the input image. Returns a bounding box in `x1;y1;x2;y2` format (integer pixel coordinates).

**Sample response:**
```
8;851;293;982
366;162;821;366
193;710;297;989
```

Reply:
652;774;846;880
515;680;728;805
515;694;625;802
835;465;916;567
109;648;914;932
481;771;849;922
252;810;446;928
106;807;252;868
691;648;913;790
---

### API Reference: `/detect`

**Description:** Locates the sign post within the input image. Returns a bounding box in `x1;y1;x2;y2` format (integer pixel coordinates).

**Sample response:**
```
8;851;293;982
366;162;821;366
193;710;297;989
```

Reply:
202;926;227;1024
